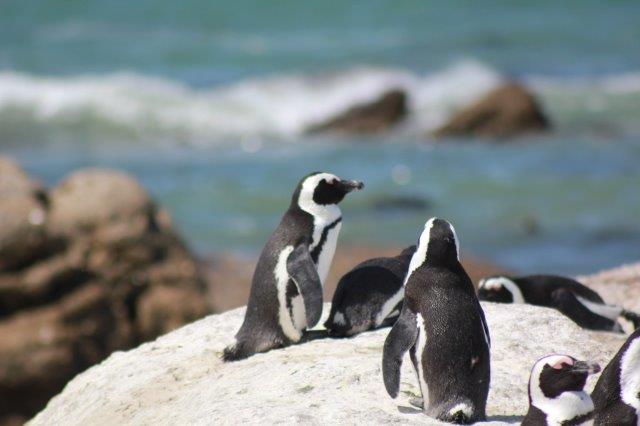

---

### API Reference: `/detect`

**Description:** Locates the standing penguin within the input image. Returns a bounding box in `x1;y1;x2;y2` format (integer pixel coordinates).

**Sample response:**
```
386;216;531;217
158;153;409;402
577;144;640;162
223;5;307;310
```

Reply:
591;328;640;425
222;172;363;361
324;245;416;336
382;218;491;424
523;354;600;426
478;274;640;333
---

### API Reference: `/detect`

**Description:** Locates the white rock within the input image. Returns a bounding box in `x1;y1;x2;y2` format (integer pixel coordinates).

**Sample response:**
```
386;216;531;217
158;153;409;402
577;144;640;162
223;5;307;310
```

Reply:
30;303;625;426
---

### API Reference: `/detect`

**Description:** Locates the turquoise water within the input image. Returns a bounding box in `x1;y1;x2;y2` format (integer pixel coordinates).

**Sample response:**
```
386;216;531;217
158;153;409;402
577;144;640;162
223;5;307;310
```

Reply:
2;1;640;274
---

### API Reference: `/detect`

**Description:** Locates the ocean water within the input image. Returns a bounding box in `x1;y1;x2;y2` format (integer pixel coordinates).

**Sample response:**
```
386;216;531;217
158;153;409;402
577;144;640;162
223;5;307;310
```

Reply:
1;1;639;275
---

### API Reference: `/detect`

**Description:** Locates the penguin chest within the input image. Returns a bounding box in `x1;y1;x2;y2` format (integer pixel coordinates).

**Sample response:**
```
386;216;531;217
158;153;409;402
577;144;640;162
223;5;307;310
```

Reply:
313;221;342;284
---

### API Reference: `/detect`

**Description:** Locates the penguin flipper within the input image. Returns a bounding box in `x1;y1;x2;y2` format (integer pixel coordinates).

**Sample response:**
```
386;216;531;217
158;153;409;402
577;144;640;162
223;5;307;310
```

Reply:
551;288;617;331
382;306;418;398
287;243;323;328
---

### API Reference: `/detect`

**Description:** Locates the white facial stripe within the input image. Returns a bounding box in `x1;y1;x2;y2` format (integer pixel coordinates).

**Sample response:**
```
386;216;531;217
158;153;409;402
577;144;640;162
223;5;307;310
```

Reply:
620;336;640;412
449;222;460;261
297;172;342;224
481;277;525;304
415;313;429;408
575;295;623;322
529;355;594;423
404;218;435;286
275;246;301;342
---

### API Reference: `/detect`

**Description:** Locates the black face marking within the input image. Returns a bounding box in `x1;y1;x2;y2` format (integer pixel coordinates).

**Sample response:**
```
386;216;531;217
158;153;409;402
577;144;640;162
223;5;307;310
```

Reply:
539;362;589;398
310;217;342;262
477;286;514;303
313;178;346;205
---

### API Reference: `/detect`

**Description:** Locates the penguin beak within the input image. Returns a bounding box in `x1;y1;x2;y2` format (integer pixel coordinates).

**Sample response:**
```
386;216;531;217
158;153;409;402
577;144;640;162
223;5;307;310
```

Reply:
336;179;364;192
571;360;601;374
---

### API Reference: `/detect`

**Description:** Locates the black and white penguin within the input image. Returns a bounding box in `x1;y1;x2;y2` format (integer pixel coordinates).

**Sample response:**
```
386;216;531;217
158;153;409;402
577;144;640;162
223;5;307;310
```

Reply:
592;328;640;425
323;245;416;336
222;172;363;361
382;218;491;424
523;354;600;426
477;274;640;333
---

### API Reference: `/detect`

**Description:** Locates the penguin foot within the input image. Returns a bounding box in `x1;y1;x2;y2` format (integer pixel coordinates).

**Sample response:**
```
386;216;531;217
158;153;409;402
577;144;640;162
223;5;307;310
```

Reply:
300;329;330;342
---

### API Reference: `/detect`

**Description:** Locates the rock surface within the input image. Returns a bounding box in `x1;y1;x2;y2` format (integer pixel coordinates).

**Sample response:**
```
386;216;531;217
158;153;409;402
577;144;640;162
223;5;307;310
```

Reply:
0;157;49;271
0;157;209;424
30;302;625;425
578;261;640;311
307;89;407;134
433;84;550;138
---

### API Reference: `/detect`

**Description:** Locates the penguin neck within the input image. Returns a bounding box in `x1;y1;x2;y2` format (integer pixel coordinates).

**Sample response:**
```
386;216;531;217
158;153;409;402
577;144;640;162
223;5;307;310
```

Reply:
296;194;342;226
531;389;594;424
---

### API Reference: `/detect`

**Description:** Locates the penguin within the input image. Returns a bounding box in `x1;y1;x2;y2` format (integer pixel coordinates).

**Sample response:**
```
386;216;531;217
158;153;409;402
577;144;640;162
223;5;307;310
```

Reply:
222;172;363;361
382;218;491;424
591;328;640;425
323;245;416;336
523;354;600;426
477;274;640;333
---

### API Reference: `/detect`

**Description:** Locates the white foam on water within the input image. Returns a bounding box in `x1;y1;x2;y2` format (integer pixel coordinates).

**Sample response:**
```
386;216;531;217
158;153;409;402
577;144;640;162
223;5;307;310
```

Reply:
0;60;503;144
2;60;639;145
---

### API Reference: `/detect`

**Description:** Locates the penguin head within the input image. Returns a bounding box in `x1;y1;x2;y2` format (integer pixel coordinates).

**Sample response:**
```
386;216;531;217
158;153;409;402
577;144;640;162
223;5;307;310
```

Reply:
477;276;521;303
405;218;459;281
528;354;600;417
419;217;460;263
293;172;364;215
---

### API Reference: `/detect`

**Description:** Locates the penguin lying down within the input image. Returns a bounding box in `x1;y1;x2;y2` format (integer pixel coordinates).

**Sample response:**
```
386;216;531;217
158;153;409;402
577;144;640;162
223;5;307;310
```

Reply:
477;274;640;333
324;245;416;336
523;354;600;426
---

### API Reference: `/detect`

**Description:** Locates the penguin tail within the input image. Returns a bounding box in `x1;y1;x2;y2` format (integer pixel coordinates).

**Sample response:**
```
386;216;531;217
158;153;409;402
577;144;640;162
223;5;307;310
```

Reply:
620;310;640;330
437;401;477;425
221;339;255;362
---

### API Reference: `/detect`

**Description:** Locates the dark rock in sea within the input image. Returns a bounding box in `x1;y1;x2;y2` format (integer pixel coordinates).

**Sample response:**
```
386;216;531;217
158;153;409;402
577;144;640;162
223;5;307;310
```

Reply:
0;158;209;424
433;83;550;138
307;89;407;134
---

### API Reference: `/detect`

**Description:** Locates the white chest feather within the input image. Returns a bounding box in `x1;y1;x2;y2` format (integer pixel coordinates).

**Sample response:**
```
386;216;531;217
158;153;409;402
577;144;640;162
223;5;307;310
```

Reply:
313;220;341;284
533;391;594;426
415;313;430;408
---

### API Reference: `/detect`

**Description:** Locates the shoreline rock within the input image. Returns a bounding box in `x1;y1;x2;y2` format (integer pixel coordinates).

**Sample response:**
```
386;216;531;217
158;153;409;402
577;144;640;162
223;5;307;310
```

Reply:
0;158;210;425
306;89;407;134
28;301;625;425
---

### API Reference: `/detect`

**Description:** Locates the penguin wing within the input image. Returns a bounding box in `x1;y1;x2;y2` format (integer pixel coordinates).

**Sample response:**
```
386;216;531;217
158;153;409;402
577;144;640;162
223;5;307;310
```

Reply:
550;288;617;330
382;306;418;398
287;243;324;328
